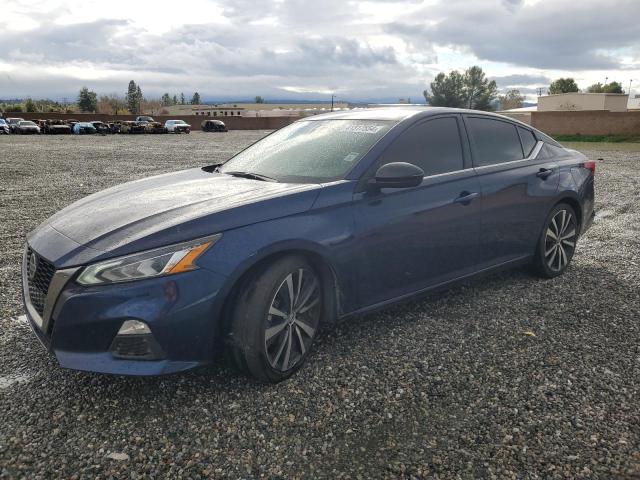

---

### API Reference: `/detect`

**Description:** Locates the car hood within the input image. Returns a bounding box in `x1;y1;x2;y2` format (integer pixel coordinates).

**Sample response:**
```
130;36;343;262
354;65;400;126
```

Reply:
31;168;321;267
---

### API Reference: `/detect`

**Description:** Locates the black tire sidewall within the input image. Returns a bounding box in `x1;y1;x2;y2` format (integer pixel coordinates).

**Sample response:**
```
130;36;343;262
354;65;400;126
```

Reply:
229;255;322;382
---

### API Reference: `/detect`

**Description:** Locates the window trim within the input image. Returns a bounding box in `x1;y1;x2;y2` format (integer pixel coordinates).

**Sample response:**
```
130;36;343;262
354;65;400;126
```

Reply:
472;141;543;171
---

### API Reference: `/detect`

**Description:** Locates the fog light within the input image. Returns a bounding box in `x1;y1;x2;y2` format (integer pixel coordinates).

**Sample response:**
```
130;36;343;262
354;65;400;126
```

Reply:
118;319;151;335
110;320;164;360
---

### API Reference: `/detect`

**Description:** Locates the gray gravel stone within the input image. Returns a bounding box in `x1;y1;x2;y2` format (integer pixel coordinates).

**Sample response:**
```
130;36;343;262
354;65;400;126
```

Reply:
0;133;638;478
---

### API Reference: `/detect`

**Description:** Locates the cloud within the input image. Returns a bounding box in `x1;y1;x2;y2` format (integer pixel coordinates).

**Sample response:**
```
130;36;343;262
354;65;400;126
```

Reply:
0;0;638;101
387;0;639;70
491;74;552;88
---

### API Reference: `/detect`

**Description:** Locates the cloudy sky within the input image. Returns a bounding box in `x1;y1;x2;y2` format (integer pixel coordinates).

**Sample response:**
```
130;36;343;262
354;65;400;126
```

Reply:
1;0;639;103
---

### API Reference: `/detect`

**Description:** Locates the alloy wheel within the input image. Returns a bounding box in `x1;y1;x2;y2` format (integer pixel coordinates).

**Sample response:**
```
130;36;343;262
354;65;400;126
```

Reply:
265;268;321;372
544;209;577;272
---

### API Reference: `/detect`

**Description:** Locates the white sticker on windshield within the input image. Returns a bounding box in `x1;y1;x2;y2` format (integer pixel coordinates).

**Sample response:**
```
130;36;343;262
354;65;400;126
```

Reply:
342;125;384;134
343;152;359;162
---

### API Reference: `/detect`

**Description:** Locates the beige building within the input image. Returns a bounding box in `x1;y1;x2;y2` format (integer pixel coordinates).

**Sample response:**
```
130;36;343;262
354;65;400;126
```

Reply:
538;93;629;112
161;104;245;118
161;102;350;118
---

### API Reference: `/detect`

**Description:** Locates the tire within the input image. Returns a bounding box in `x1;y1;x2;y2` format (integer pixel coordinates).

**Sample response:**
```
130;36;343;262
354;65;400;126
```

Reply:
227;255;323;382
533;203;579;278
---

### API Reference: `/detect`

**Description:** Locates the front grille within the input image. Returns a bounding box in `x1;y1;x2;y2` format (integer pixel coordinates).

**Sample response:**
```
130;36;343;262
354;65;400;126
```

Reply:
25;247;56;317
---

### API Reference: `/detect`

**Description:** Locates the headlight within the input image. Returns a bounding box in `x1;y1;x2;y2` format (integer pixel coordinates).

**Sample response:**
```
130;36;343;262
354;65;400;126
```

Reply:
76;234;221;285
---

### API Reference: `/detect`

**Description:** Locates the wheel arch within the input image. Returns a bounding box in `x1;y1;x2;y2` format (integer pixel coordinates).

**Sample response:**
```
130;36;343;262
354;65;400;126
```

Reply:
553;192;583;231
215;242;343;345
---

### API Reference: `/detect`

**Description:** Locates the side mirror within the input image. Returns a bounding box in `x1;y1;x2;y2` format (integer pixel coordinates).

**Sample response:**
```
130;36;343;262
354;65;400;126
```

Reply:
369;162;424;190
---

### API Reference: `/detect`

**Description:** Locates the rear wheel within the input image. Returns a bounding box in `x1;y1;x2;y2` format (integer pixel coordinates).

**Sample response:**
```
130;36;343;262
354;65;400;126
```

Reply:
227;255;322;382
533;203;578;278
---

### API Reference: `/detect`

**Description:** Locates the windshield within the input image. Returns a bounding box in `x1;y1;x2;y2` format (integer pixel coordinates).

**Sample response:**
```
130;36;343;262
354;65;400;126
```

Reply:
219;119;393;183
20;121;36;126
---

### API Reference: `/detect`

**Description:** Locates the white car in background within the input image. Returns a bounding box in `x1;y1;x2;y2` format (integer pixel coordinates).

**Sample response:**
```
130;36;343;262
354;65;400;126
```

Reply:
164;119;191;134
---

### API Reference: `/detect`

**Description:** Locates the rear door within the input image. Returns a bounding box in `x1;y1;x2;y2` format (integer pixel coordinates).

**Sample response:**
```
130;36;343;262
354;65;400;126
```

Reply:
353;115;482;307
463;115;560;266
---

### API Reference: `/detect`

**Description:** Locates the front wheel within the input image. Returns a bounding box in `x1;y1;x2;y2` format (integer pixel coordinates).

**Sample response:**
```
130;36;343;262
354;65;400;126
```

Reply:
227;255;323;382
533;203;578;278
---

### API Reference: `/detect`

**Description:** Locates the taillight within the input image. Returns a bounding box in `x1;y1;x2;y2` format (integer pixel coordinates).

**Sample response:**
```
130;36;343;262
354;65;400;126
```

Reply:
583;160;596;174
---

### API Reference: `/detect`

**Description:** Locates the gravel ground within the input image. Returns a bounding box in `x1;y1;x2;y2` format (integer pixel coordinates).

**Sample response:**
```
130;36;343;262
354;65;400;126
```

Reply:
0;133;638;479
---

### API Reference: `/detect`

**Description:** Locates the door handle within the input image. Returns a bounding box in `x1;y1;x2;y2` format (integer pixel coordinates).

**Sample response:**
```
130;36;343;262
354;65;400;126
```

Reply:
454;191;479;205
536;168;554;179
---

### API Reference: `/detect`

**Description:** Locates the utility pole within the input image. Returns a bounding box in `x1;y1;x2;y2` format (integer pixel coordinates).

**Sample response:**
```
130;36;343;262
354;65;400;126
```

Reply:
605;76;608;86
331;94;335;112
629;79;633;96
537;87;543;96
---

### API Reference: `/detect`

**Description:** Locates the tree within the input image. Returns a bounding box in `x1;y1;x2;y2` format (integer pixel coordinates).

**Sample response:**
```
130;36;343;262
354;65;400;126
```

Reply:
126;80;139;113
97;94;127;115
172;94;178;105
498;89;525;110
424;71;466;108
77;87;97;112
24;97;37;112
548;78;579;94
136;85;143;111
180;93;185;105
161;93;172;106
463;66;497;110
424;66;497;110
191;92;201;105
255;96;265;104
586;81;624;94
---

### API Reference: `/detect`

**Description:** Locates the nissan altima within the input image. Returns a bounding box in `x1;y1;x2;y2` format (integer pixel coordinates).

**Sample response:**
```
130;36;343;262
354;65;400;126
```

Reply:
22;108;595;381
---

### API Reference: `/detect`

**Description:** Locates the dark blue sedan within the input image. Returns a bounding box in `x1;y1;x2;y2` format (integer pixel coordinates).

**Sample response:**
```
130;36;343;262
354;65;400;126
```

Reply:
22;108;595;381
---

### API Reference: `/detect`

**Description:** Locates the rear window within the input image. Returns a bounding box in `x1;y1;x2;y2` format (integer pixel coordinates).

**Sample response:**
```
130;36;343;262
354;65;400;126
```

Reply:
467;117;524;167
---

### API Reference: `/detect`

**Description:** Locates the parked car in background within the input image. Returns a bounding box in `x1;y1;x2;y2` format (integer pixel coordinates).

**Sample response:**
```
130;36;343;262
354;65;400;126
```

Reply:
0;119;9;134
120;121;145;134
66;119;80;131
44;120;72;135
201;119;228;132
6;117;25;133
20;108;595;380
135;115;155;125
16;120;40;134
144;121;167;134
90;121;110;134
165;119;191;133
109;121;123;134
72;122;97;135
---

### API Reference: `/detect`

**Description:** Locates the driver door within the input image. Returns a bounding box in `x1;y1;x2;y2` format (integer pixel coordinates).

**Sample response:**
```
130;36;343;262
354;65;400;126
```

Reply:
352;115;482;307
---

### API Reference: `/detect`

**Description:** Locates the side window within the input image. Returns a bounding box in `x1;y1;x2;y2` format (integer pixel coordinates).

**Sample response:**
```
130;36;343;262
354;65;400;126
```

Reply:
518;127;537;157
381;117;464;176
467;117;524;167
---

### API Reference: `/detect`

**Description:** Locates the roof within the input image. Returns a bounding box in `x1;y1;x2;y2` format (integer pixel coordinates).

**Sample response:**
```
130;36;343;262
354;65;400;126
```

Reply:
302;106;526;123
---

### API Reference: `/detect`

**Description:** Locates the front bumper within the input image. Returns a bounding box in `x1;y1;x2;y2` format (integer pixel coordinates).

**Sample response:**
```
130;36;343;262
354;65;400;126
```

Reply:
22;247;230;375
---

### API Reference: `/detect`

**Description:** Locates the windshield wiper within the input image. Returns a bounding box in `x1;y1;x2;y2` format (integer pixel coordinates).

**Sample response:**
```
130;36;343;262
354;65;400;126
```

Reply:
223;171;278;182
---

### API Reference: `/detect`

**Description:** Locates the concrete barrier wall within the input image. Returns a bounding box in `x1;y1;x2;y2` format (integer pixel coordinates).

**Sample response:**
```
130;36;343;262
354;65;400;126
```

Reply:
531;111;640;136
9;113;298;131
